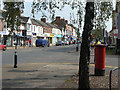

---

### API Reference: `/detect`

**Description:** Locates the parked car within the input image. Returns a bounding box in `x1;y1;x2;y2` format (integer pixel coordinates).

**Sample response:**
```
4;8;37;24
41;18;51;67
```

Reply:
64;40;69;45
56;41;64;46
73;40;76;44
36;39;49;47
61;41;65;45
0;43;7;51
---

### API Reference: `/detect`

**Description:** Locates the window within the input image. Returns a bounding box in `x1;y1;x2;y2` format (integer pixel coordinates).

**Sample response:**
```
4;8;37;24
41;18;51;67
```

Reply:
43;28;45;33
49;28;52;33
27;24;30;30
34;26;35;32
31;26;33;32
46;29;47;33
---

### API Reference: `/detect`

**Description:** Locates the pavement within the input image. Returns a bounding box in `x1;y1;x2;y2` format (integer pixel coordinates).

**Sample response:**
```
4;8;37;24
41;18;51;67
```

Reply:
6;46;37;50
2;62;119;89
61;66;120;89
6;44;55;50
2;63;79;88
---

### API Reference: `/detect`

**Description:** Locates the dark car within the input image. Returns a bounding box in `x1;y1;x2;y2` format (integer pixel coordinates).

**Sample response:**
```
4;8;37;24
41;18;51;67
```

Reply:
56;41;64;46
36;39;49;47
0;43;7;51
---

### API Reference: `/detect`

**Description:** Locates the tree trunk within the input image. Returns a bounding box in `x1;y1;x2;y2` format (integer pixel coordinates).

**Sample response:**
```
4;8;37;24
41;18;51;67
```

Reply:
79;2;94;89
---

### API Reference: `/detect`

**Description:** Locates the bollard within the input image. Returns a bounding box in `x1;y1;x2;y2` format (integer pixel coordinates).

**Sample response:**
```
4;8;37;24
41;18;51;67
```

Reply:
76;46;78;52
14;43;17;68
95;44;106;76
14;51;17;68
76;43;79;52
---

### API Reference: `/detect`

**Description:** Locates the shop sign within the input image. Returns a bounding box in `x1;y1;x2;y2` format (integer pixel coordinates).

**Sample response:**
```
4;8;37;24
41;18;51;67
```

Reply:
50;34;54;37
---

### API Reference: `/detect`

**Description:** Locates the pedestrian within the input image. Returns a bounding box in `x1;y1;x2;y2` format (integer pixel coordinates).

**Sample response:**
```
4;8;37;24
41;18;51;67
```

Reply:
29;39;31;47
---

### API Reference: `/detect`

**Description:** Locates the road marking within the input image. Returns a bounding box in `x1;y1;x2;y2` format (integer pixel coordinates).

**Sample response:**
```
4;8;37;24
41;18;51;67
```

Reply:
30;62;118;69
90;64;118;69
30;62;78;65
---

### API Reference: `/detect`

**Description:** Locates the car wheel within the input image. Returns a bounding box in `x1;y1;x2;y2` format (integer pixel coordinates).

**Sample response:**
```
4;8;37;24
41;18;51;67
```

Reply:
3;47;6;51
42;44;45;47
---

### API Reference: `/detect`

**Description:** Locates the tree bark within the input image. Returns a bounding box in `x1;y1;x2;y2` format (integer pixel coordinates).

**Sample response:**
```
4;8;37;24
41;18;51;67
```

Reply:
79;2;94;89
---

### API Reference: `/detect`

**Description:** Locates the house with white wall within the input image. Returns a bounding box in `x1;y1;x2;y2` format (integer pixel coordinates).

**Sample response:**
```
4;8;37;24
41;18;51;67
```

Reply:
31;18;44;46
46;23;62;45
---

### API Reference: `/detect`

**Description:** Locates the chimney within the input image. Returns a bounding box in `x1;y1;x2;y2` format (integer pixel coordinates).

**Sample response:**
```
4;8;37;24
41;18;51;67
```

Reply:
41;18;46;23
65;20;68;23
61;18;66;22
56;16;60;24
61;19;64;21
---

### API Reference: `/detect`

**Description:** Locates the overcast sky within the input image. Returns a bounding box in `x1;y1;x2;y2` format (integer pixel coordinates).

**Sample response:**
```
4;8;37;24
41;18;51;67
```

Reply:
1;0;116;33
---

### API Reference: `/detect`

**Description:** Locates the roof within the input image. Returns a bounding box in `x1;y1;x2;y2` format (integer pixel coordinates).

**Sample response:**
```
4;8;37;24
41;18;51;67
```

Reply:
34;19;51;28
21;16;29;23
51;20;66;30
31;19;41;26
46;23;58;28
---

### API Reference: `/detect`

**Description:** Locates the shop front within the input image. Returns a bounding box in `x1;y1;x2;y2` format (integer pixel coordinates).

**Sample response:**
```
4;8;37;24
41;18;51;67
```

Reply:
54;34;63;44
0;31;9;45
37;34;44;39
49;33;54;45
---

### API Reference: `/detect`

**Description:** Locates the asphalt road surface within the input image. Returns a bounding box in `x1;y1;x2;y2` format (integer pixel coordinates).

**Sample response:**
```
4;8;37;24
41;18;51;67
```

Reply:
2;45;79;65
2;45;118;67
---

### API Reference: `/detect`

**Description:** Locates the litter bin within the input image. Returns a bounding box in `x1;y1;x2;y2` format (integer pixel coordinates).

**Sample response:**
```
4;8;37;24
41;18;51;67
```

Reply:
95;44;106;76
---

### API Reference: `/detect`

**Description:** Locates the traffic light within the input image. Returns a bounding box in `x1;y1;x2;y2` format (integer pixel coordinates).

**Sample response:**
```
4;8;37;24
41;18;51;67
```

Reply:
22;30;27;36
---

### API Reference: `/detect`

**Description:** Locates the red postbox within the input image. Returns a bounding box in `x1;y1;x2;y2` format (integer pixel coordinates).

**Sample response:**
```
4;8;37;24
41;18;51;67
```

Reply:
95;44;106;76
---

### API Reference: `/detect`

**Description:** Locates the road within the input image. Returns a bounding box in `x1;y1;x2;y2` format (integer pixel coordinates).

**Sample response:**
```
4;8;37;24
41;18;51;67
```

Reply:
2;45;118;67
2;45;79;65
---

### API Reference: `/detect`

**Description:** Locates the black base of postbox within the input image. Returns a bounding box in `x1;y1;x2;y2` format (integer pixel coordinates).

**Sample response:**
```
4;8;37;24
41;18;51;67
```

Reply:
95;68;105;76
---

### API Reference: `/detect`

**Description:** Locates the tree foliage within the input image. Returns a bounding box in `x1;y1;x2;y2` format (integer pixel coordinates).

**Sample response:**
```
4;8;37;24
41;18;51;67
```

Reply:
93;2;113;39
32;0;84;26
3;2;24;34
